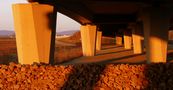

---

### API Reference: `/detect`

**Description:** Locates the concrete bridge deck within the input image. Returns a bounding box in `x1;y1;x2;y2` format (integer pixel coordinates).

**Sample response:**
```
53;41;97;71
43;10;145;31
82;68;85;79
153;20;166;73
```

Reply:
62;45;173;65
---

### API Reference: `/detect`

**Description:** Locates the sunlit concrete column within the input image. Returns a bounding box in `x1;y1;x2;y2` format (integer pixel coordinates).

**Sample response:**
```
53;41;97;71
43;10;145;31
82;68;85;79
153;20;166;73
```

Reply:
115;29;123;45
115;34;123;45
116;35;122;45
129;23;143;54
123;30;132;49
12;3;55;64
80;25;97;56
96;31;102;51
142;8;171;63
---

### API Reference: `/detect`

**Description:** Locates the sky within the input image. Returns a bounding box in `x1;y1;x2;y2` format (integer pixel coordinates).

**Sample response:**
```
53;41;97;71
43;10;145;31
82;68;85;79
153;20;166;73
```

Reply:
0;0;81;32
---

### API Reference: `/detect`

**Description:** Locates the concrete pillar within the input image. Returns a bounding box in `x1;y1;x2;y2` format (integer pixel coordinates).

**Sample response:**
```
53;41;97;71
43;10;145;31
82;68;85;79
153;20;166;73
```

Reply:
129;23;143;54
12;4;55;64
115;34;123;45
115;29;123;45
96;31;102;51
123;30;132;49
80;25;97;56
142;8;171;63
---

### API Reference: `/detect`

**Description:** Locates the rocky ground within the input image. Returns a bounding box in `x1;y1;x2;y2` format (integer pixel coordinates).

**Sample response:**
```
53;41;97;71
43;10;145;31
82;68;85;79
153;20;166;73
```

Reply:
0;63;173;90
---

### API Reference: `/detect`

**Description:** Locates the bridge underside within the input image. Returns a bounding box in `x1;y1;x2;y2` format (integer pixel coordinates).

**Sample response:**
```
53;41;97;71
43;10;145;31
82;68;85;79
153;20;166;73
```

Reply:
11;0;173;64
31;0;173;22
30;0;173;35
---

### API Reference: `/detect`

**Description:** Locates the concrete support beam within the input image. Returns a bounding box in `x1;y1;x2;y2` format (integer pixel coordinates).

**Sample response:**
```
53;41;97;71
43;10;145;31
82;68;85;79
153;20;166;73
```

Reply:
115;34;123;45
116;29;124;45
80;25;97;56
123;30;132;49
142;8;171;63
129;23;143;54
96;31;102;51
132;23;143;54
12;4;55;64
116;35;123;45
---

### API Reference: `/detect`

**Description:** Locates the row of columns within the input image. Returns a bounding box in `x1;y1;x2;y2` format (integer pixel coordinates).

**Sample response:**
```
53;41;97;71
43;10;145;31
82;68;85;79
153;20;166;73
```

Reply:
80;25;102;56
117;8;171;63
116;19;169;63
115;23;144;54
12;3;103;64
12;3;172;64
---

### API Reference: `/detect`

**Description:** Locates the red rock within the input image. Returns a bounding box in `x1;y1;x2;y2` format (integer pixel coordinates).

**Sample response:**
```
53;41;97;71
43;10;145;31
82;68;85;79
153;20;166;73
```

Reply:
21;67;26;72
13;85;20;89
0;84;3;88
